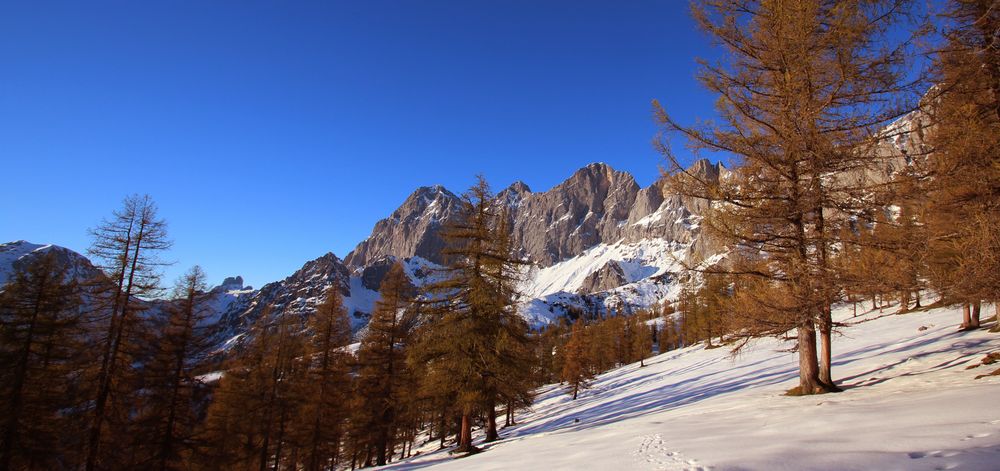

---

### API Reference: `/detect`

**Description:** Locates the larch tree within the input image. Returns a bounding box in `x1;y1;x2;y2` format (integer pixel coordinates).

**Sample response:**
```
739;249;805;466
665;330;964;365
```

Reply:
139;266;216;470
199;308;305;471
413;176;534;453
297;285;353;471
560;319;592;400
353;263;416;466
922;0;1000;329
86;193;171;470
630;315;654;367
656;0;923;394
0;253;85;471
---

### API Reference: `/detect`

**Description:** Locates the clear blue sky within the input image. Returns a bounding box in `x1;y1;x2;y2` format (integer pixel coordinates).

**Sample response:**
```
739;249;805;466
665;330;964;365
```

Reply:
1;1;719;289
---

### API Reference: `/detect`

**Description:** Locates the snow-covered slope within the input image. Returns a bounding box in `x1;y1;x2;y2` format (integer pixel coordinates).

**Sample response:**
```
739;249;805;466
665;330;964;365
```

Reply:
384;303;1000;471
0;240;103;287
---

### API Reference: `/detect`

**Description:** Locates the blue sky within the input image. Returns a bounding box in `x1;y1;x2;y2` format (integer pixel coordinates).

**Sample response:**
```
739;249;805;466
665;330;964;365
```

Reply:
0;1;720;289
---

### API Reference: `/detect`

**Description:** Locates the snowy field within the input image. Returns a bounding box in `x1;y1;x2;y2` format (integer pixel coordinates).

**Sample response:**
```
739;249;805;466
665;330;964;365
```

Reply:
384;303;1000;470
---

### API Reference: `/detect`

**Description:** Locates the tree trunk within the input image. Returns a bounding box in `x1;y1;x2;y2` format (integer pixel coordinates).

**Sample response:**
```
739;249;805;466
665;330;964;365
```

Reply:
457;412;474;453
913;290;921;309
898;291;909;313
273;408;287;471
992;303;1000;332
438;411;447;449
960;303;973;330
817;307;841;392
795;322;833;395
971;302;981;328
484;400;499;442
375;432;387;466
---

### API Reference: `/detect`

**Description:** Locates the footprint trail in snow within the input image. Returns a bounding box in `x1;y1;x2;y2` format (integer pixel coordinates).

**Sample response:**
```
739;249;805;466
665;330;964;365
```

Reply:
632;434;711;471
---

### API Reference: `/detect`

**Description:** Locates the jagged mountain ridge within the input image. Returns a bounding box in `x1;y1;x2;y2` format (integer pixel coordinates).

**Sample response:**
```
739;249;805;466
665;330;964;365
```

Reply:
2;103;928;352
206;160;726;339
0;160;725;348
345;161;725;272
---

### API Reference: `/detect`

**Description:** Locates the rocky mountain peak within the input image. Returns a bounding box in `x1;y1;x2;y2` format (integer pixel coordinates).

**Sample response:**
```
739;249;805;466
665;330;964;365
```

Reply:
217;275;246;292
345;162;693;268
497;181;532;208
344;186;463;267
686;158;726;183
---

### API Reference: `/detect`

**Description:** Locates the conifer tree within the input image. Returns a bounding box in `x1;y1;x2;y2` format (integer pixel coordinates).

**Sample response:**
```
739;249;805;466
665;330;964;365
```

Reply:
657;0;923;394
630;315;654;367
353;263;416;465
139;266;215;470
535;322;568;384
413;176;534;453
199;308;304;471
560;319;592;400
0;253;85;471
86;194;171;470
297;285;353;471
922;0;1000;329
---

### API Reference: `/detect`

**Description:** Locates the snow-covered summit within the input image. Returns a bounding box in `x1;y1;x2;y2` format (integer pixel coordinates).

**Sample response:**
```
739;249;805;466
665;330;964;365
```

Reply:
0;240;102;287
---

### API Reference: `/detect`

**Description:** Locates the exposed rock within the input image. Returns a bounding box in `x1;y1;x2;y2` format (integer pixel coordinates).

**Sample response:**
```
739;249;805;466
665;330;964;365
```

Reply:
360;256;398;291
213;252;356;346
498;180;532;207
218;276;244;292
510;162;641;265
577;261;628;295
344;185;463;267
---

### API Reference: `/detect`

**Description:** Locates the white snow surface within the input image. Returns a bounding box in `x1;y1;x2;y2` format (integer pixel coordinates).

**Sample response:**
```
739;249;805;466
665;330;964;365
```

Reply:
516;239;690;325
382;303;1000;470
523;239;685;299
345;276;380;325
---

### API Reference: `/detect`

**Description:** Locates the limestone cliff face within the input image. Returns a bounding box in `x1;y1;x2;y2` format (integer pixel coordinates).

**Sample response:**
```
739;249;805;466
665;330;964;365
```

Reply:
344;185;463;267
508;163;640;266
345;161;720;269
577;261;628;294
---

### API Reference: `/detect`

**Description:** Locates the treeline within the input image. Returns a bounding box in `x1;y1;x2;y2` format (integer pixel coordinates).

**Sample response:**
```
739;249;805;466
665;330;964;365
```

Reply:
654;0;999;395
0;178;554;470
527;310;656;400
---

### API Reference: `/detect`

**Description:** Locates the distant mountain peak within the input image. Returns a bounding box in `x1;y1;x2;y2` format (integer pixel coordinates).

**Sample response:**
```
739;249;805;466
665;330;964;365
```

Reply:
217;276;246;292
505;180;531;194
0;240;102;287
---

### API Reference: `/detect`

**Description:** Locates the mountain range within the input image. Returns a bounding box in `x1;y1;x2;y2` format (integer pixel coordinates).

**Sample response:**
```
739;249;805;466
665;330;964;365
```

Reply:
2;110;920;350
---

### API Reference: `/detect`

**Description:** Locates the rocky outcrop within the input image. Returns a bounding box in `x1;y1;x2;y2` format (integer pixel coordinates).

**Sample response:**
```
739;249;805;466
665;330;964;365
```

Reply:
214;252;356;344
577;261;628;294
345;161;719;269
217;276;247;292
509;162;640;265
344;185;463;267
360;256;398;291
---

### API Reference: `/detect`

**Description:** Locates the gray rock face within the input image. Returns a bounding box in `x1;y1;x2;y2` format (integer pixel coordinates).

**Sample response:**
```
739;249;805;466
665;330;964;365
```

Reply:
214;252;355;343
360;256;398;291
344;185;463;267
218;276;245;292
344;160;726;271
509;163;640;265
577;261;628;294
